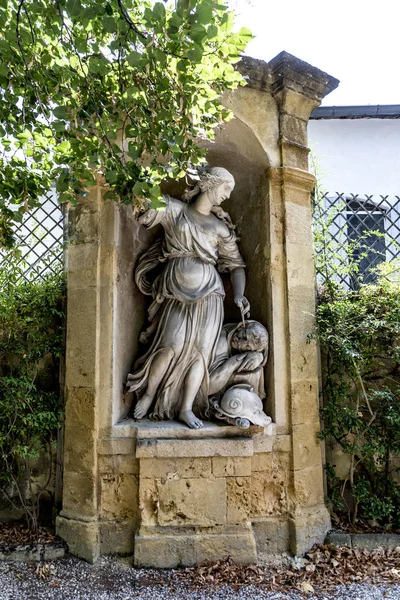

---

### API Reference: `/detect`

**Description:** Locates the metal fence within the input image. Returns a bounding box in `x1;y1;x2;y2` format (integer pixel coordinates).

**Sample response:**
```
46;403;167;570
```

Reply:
313;192;400;289
0;191;65;282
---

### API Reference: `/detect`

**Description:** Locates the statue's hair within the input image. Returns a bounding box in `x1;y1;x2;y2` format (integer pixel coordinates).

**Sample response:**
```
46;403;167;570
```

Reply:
231;321;269;353
182;167;236;231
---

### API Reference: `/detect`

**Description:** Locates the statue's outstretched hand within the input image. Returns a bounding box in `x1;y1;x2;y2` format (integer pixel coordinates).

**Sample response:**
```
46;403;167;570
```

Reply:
234;295;250;319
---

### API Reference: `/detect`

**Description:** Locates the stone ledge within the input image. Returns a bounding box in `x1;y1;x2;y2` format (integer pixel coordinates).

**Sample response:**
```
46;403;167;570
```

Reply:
326;531;400;550
0;541;67;562
136;436;254;458
110;418;273;440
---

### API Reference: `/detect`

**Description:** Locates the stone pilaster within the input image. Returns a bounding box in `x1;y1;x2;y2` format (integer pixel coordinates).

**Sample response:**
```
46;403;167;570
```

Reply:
56;177;118;563
267;53;338;554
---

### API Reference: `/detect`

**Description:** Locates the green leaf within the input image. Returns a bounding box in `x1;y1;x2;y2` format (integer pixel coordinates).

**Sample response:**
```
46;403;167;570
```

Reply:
56;141;71;154
102;16;116;33
188;23;207;43
52;106;68;120
207;24;218;38
105;170;119;183
68;0;82;18
17;130;32;141
238;26;253;41
53;121;66;132
153;2;166;20
196;3;213;24
127;51;142;67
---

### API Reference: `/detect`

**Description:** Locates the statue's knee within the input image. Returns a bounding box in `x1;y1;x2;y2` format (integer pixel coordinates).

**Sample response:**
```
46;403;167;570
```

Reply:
159;347;175;363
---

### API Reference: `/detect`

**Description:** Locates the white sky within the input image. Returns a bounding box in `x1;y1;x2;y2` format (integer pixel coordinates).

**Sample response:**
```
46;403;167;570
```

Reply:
230;0;400;106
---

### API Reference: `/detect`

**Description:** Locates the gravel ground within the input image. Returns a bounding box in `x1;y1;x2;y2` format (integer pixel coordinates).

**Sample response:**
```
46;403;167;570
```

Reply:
1;556;400;600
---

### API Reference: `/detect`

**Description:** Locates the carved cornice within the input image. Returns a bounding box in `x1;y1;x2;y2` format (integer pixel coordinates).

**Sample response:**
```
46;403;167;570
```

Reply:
237;53;339;105
268;166;316;192
268;51;339;102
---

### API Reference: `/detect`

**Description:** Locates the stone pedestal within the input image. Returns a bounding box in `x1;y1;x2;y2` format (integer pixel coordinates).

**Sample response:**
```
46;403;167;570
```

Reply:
57;51;339;564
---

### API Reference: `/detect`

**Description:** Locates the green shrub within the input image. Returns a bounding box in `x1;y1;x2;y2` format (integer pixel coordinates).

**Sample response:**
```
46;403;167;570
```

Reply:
0;257;65;530
316;262;400;526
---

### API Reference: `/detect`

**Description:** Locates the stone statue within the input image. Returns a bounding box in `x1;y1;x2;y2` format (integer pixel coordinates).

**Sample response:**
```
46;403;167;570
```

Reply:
209;320;269;400
126;167;264;429
208;320;271;428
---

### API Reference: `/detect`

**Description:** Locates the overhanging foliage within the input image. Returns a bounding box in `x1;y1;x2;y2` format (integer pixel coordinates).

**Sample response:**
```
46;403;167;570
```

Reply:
0;0;252;246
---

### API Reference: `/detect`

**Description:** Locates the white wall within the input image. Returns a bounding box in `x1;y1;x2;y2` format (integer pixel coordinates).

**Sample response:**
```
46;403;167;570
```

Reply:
308;118;400;198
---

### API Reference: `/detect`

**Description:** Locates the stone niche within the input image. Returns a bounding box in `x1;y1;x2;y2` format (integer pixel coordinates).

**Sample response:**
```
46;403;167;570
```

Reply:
56;52;339;565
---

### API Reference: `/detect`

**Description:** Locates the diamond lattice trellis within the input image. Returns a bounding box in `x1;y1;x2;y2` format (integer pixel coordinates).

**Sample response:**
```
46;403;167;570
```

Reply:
0;191;66;282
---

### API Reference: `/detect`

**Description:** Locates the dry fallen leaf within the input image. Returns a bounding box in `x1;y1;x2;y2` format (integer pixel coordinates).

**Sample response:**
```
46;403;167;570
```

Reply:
301;581;315;593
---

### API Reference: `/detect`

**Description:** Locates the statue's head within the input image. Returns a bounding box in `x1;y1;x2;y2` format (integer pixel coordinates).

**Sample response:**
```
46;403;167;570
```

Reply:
198;167;235;206
183;167;235;207
231;320;269;353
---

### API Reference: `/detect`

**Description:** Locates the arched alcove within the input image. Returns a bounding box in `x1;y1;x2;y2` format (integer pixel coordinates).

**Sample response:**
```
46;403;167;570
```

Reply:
111;116;271;425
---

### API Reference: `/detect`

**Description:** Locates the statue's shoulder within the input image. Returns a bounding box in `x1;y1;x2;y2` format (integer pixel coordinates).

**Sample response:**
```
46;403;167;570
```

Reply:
162;194;185;215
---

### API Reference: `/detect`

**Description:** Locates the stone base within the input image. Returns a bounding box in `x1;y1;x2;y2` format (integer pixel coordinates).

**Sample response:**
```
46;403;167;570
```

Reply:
56;515;100;564
134;524;257;568
289;505;331;556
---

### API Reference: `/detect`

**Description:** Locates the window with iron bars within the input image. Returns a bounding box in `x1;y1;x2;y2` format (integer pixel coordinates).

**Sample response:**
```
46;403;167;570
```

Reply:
313;192;400;289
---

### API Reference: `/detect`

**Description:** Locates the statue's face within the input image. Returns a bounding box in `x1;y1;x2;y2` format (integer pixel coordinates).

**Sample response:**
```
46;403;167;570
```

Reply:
231;323;268;353
212;180;235;206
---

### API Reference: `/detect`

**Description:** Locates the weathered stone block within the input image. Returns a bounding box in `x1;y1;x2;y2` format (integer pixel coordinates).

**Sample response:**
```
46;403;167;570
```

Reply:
253;431;275;453
292;465;325;507
226;477;251;523
251;451;290;474
157;478;226;526
63;425;96;473
100;474;138;520
291;379;320;426
62;471;97;517
68;203;99;244
43;544;67;561
65;286;97;388
253;519;290;555
292;422;322;471
273;434;291;453
140;457;211;480
280;113;308;146
98;438;136;455
65;388;96;428
289;506;331;556
139;479;158;526
134;533;196;568
251;471;288;517
195;528;257;564
212;456;251;478
67;243;99;289
325;531;352;548
134;524;257;567
57;516;99;563
99;520;136;555
280;141;309;170
98;455;139;475
351;533;400;551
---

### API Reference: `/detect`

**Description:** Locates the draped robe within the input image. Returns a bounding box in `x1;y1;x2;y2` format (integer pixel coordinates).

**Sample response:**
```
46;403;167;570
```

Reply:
126;196;245;419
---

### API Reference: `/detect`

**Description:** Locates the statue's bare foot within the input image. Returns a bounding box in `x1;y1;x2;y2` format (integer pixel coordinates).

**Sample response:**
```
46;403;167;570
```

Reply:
133;394;153;419
179;409;204;429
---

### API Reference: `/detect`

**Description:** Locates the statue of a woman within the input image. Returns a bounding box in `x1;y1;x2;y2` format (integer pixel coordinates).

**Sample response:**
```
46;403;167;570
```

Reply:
126;167;250;429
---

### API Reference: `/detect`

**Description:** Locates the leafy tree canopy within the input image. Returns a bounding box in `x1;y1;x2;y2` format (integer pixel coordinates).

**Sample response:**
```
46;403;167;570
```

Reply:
0;0;252;247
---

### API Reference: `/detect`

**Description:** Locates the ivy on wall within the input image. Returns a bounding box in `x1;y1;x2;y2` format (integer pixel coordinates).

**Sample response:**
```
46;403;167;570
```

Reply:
313;184;400;528
0;257;65;531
